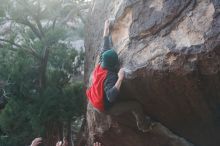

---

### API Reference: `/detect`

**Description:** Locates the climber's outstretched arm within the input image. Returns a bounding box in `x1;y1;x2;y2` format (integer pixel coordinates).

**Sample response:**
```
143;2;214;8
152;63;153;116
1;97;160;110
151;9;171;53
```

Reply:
99;20;112;63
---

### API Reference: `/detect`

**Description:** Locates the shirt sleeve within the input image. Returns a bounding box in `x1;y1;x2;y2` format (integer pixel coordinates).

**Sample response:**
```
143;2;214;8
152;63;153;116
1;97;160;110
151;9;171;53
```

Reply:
104;72;119;103
99;36;111;63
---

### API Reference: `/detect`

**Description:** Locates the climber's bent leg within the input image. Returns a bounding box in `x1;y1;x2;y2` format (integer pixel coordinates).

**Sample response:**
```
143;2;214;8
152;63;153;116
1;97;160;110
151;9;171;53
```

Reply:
106;101;154;132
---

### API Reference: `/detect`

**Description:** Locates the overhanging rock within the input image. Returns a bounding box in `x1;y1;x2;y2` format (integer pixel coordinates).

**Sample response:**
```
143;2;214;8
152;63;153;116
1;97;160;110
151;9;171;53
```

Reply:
84;0;220;146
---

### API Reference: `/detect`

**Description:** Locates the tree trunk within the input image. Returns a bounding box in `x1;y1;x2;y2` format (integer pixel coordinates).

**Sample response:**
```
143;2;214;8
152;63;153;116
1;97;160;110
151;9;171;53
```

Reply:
67;120;72;146
39;48;49;93
75;119;87;146
44;121;62;146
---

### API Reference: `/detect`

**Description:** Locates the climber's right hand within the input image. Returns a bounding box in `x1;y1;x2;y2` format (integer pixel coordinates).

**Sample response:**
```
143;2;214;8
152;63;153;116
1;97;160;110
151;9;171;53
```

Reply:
118;68;125;81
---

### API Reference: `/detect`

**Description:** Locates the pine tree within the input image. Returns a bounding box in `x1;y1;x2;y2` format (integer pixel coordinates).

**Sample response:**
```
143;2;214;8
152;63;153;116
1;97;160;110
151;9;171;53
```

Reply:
0;0;90;145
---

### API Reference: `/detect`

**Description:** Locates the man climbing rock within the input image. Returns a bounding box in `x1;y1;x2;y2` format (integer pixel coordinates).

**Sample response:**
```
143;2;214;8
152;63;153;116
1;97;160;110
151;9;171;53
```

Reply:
86;20;154;132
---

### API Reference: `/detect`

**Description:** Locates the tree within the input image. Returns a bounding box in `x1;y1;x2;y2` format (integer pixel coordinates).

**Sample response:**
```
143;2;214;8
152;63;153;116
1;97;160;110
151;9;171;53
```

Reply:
0;0;90;146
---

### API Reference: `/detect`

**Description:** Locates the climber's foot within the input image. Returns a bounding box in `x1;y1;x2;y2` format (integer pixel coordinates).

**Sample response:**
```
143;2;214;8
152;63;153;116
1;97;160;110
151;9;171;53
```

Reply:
137;116;155;133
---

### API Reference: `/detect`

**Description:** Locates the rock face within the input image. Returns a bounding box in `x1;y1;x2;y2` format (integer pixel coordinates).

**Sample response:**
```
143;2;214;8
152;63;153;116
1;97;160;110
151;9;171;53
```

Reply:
84;0;220;146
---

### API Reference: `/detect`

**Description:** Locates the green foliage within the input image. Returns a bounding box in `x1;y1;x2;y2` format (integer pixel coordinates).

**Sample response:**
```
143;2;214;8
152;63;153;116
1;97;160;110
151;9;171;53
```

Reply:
0;99;34;146
0;0;89;145
0;43;85;146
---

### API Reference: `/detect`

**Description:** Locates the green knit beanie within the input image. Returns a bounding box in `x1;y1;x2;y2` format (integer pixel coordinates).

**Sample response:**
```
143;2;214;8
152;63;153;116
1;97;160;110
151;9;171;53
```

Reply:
101;49;119;71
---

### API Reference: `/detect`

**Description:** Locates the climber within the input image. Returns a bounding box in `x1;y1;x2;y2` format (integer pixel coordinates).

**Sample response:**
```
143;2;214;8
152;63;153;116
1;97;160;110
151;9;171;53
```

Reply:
86;20;154;132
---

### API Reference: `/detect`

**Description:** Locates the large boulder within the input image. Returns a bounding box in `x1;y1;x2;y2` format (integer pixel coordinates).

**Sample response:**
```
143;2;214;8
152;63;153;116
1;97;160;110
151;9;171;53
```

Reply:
84;0;220;146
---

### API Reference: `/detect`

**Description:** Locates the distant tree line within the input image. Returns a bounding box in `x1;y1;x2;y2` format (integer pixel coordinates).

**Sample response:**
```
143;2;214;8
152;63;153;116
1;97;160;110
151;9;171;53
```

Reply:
0;0;90;146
